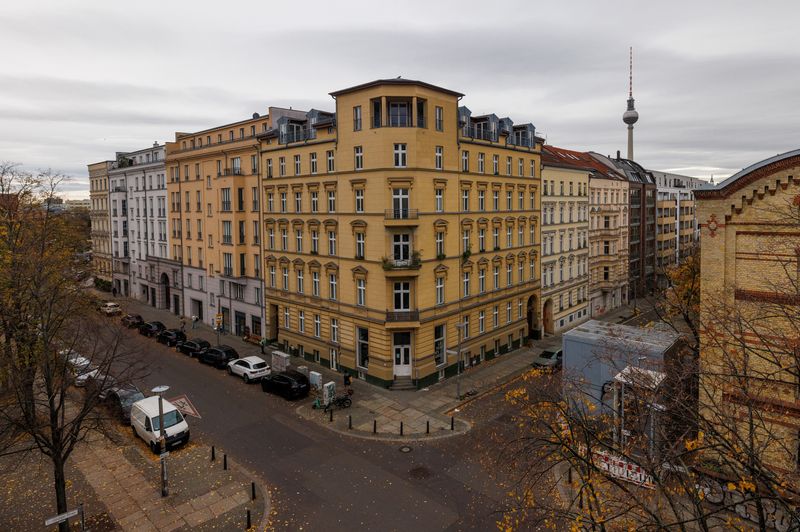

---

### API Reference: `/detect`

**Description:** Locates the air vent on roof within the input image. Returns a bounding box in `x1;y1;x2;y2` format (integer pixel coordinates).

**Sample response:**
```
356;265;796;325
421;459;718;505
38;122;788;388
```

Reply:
252;113;260;119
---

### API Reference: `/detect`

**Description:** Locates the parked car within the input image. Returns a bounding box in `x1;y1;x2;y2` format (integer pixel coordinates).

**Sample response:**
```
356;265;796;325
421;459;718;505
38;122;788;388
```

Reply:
532;349;563;371
61;349;94;386
175;338;210;357
85;371;117;396
130;396;190;454
227;356;270;383
261;369;310;400
104;384;145;423
99;302;122;316
156;328;186;347
198;345;239;368
138;321;166;337
121;314;144;328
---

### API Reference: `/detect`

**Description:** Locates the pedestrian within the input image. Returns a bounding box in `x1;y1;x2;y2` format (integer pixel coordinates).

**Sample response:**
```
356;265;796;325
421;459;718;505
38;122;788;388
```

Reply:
343;371;352;393
180;317;186;333
112;287;117;298
191;315;198;329
259;336;267;355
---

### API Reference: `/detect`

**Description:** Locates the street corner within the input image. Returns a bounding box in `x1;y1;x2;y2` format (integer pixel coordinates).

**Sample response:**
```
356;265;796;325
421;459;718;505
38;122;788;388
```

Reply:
295;399;472;443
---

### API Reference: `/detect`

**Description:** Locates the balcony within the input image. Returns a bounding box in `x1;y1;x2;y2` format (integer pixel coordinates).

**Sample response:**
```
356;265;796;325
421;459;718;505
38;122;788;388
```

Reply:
384;209;419;227
223;168;244;176
386;310;419;323
461;125;498;142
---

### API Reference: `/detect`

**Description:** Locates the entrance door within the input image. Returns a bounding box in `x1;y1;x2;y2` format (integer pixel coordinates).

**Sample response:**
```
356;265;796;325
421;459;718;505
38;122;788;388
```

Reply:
393;332;412;377
543;299;554;336
234;311;246;336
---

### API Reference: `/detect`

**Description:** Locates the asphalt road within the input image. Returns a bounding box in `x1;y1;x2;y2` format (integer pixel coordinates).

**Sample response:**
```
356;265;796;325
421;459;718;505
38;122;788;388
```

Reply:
120;326;534;531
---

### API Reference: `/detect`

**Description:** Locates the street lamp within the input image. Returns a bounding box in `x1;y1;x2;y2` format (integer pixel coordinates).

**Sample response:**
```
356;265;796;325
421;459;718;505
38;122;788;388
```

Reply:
151;385;170;498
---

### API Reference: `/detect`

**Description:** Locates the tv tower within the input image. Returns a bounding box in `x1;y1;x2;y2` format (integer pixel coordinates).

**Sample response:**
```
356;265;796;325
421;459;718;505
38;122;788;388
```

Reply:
622;47;639;160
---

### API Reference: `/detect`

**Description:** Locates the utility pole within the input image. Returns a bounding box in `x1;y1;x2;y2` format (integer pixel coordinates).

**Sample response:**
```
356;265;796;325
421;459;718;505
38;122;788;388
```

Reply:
152;385;170;497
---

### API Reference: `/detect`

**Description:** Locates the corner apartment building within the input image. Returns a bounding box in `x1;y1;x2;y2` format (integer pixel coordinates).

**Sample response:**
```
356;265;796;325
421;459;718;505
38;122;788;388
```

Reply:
260;78;542;388
165;113;278;335
88;160;113;283
650;170;702;276
540;146;590;334
695;148;800;472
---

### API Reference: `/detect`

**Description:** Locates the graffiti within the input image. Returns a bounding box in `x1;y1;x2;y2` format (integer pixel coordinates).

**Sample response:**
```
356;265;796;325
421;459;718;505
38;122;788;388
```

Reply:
697;477;799;532
577;445;655;489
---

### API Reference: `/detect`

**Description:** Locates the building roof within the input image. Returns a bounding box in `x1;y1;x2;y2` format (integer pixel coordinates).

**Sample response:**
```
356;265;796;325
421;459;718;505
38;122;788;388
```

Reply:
590;152;655;185
696;148;800;199
563;320;682;355
329;78;464;98
543;146;626;180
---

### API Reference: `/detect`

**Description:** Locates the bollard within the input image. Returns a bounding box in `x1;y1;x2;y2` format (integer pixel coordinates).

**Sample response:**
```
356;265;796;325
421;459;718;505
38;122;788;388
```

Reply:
450;416;454;431
223;454;228;471
246;508;251;529
426;420;430;434
373;419;377;434
400;421;404;436
251;481;256;501
348;415;352;430
329;409;333;423
211;445;216;461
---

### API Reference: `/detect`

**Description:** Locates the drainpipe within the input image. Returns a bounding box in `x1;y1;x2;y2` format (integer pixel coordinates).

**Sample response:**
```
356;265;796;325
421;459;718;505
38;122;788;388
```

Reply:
255;136;266;342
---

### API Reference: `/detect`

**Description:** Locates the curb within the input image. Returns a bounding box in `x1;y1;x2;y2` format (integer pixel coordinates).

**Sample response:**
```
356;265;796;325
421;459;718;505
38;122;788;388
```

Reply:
295;405;472;443
219;451;273;532
442;364;536;415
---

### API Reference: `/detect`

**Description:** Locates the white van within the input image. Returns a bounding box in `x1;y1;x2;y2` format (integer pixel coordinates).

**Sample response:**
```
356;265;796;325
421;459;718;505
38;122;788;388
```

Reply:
130;396;190;453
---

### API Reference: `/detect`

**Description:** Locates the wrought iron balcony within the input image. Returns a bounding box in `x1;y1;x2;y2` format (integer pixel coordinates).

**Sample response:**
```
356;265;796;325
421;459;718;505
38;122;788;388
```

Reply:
386;310;419;322
384;209;418;220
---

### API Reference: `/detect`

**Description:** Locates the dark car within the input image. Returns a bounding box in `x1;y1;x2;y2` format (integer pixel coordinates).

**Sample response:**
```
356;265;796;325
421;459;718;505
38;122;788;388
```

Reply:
156;328;186;347
176;338;211;357
121;314;144;328
261;369;310;400
532;349;562;371
103;384;145;423
198;345;239;368
138;321;166;337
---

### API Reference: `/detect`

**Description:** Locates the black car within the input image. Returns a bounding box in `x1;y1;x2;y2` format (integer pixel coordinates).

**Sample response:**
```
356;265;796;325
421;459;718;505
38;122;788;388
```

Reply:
176;338;211;357
138;321;166;337
156;328;186;347
198;345;239;368
104;384;145;423
261;369;310;400
121;314;144;328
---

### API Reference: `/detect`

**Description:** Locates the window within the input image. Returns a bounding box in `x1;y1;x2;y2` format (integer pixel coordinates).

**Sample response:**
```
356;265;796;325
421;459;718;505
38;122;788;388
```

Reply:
279;157;286;176
267;159;273;178
463;271;471;297
493;190;499;211
326;150;335;172
435;146;443;170
312;271;320;296
355;189;364;213
295;192;302;213
355;232;365;259
269;266;276;287
507;191;513;210
530;191;536;210
311;191;318;213
394;143;407;167
492;155;499;175
331;318;339;342
283;307;290;328
353;105;362;131
435;231;444;256
280;192;287;213
461;150;469;172
462;229;470;252
462;189;470;212
507;226;513;247
392;188;409;219
311;230;319;253
232;157;241;175
478;153;485;174
328;231;336;255
314;315;321;337
357;327;369;368
221;188;231;211
493;305;499;328
267;193;274;212
479;310;485;333
297;270;304;293
252;187;259;211
478;190;485;211
281;228;288;250
354;146;363;170
462;315;470;339
493;227;499;249
268;227;275;249
356;278;366;306
493;266;500;289
393;281;410;310
295;229;303;252
282;267;289;290
435;189;443;212
506;156;512;175
434;324;446;366
327;190;336;212
389;102;409;126
298;311;305;333
518;158;524;177
238;220;246;244
435;106;444;131
518;191;524;210
507;263;513;285
430;274;445;309
329;273;337;300
478;228;485;252
479;268;486;293
393;234;410;262
222;221;232;244
310;153;317;174
294;155;301;175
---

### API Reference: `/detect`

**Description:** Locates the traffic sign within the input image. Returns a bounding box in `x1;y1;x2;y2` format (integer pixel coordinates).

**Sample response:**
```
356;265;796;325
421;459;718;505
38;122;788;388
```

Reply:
44;509;78;526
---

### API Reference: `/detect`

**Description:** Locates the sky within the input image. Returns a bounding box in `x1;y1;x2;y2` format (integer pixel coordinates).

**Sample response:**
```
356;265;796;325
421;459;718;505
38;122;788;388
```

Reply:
1;1;799;198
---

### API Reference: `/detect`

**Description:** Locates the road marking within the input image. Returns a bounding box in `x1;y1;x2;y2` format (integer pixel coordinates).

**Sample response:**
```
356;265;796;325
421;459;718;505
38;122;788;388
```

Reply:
168;394;201;418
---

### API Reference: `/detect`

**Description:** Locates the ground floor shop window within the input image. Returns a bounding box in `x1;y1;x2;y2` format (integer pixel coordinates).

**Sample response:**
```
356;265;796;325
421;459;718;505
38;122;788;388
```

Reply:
434;324;446;366
357;327;369;368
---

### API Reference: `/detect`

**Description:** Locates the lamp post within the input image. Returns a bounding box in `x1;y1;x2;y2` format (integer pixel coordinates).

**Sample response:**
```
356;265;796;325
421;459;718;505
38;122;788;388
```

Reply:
151;385;170;497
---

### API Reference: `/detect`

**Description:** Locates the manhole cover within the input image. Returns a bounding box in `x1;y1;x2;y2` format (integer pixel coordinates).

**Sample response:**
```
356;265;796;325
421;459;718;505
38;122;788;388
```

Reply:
409;466;432;479
399;445;412;453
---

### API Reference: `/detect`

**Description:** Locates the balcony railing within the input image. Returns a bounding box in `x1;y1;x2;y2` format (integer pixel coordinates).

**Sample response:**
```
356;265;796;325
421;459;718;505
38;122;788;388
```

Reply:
223;168;243;176
386;310;419;322
382;252;422;270
461;125;498;142
385;209;418;220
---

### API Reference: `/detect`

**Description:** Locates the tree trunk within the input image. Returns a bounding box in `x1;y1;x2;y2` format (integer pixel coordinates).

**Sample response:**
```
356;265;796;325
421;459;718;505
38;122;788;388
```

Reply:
53;456;70;532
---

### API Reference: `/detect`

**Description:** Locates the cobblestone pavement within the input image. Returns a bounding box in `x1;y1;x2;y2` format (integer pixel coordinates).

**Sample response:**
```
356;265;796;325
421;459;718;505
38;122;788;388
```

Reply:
106;291;641;442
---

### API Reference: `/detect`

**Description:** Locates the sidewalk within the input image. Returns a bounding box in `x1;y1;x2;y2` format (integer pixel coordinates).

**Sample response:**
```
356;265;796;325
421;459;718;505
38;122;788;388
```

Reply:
109;291;640;442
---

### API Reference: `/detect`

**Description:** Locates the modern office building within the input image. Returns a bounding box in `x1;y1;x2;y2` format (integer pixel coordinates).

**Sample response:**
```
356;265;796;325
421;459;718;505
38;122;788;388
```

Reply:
540;145;590;334
259;78;543;388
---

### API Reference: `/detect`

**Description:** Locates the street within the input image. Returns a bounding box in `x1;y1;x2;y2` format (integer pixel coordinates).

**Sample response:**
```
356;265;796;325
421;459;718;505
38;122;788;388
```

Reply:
120;322;545;531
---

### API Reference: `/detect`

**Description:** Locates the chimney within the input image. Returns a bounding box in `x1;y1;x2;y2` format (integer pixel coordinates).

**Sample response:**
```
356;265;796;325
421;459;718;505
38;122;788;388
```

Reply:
616;150;621;160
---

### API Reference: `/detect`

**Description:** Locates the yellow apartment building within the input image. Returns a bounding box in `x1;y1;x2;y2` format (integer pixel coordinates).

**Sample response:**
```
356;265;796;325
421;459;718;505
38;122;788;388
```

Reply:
88;160;113;283
540;146;590;334
585;154;630;316
165;111;303;336
695;148;800;473
260;79;542;388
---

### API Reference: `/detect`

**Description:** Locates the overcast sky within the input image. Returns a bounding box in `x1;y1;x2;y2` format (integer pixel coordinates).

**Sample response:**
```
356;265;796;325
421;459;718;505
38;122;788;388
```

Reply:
2;1;799;198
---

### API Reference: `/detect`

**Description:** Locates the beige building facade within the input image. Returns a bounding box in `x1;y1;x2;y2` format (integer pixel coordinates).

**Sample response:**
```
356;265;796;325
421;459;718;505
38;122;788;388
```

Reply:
540;146;590;334
261;79;542;388
88;160;113;283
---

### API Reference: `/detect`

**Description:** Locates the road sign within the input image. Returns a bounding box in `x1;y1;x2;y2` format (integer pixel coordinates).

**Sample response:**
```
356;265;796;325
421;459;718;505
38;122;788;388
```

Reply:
44;509;78;526
215;313;223;327
168;394;201;418
160;451;170;459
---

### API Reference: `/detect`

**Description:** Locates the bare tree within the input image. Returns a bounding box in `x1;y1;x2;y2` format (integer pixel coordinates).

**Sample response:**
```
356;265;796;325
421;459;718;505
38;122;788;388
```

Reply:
0;163;141;531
